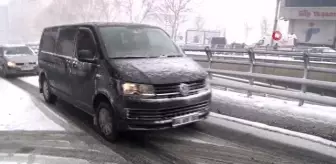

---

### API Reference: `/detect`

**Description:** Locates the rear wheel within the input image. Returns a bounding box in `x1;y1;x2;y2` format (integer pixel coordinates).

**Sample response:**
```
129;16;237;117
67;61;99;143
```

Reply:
95;102;119;142
42;77;57;104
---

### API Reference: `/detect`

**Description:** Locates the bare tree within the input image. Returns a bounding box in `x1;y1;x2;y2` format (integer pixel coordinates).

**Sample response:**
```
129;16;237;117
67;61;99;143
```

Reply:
194;15;205;30
124;0;135;22
95;0;123;21
155;0;193;40
36;0;122;27
123;0;156;23
244;22;253;43
37;0;92;25
260;16;271;37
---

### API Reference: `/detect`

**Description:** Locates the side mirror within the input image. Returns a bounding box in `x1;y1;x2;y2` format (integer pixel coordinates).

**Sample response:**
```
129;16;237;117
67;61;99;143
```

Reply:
78;50;96;63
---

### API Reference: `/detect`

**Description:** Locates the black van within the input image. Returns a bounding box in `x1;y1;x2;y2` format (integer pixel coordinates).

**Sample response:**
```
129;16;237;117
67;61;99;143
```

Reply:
38;23;211;141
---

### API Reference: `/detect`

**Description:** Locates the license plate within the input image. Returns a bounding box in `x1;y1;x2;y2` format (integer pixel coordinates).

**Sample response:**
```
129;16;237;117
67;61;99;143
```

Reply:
21;66;33;71
172;113;200;127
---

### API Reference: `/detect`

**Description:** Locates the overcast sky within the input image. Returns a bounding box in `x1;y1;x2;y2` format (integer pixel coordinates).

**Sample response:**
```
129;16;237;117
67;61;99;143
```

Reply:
1;0;286;44
0;0;10;5
188;0;288;43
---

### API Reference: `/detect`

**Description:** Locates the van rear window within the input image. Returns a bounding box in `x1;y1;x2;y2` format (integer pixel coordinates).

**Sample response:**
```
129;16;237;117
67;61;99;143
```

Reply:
40;28;58;53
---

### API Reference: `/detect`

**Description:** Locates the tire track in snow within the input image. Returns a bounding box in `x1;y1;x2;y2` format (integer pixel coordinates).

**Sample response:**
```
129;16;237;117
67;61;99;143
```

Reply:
6;77;336;164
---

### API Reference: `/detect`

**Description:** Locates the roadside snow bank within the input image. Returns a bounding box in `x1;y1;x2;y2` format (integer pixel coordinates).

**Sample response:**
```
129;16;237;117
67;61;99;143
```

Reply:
0;77;64;131
211;88;336;141
19;76;39;87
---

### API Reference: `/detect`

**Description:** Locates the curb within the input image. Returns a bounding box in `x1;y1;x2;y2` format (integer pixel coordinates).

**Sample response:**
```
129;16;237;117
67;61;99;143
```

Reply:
209;112;336;149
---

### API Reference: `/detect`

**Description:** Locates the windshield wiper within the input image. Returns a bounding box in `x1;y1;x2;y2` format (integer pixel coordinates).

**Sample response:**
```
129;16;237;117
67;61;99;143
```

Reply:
159;52;182;58
111;56;148;59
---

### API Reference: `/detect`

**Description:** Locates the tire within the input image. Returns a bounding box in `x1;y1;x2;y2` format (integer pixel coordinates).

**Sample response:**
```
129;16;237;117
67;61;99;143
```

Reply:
41;77;57;104
0;65;8;78
95;102;119;142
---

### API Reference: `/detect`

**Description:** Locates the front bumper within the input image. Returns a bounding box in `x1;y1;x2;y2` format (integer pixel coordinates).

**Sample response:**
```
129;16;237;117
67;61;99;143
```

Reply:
6;66;39;76
118;89;212;130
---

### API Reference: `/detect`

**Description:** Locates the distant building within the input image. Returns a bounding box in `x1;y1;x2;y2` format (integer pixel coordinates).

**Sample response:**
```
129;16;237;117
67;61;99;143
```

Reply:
280;0;336;47
0;6;9;44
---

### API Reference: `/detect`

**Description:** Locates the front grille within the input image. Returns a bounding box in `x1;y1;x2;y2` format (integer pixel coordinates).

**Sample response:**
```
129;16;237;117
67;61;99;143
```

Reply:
127;101;209;120
15;62;36;66
154;80;207;98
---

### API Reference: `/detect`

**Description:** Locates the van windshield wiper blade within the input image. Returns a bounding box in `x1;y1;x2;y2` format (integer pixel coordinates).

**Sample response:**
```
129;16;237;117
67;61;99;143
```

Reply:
159;52;182;58
111;56;148;59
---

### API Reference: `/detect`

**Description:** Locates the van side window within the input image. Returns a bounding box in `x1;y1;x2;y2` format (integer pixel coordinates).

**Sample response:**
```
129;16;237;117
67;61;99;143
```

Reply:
40;28;58;53
76;29;96;57
56;28;77;57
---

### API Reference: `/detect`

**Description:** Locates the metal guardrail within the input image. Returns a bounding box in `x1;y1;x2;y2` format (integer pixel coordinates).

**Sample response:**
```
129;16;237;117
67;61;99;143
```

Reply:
184;47;336;107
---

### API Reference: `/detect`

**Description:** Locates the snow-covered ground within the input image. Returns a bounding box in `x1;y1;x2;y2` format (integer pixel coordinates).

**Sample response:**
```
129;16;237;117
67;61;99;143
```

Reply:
211;88;336;141
0;77;64;131
19;76;336;124
186;51;293;60
19;76;39;87
186;51;336;65
6;75;336;142
186;51;296;61
213;89;336;122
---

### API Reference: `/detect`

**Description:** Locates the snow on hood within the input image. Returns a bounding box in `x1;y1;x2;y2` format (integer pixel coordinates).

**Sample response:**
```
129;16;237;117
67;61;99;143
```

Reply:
0;153;117;164
4;54;37;63
109;57;208;84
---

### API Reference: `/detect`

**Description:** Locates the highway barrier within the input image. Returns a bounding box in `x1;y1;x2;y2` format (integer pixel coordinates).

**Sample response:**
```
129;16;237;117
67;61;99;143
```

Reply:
184;47;336;106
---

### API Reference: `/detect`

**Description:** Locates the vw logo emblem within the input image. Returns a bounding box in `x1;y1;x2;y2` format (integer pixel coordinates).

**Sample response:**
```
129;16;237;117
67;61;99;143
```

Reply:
179;83;189;96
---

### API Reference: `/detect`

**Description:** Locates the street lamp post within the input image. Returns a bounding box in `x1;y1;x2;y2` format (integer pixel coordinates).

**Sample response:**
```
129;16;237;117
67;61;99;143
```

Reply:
271;0;281;46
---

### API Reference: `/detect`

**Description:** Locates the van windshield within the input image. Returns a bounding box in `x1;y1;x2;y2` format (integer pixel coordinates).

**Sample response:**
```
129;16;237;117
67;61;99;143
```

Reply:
4;46;34;56
99;26;182;58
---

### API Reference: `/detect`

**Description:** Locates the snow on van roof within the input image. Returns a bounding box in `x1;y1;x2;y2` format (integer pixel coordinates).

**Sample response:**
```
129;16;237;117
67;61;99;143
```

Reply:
2;44;27;47
312;47;332;49
26;42;39;45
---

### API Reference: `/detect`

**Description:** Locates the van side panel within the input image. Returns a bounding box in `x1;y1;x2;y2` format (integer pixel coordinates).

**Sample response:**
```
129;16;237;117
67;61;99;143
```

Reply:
39;28;59;90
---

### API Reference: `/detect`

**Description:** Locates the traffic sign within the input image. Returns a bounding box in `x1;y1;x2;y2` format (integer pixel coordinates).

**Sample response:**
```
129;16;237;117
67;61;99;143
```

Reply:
272;31;282;41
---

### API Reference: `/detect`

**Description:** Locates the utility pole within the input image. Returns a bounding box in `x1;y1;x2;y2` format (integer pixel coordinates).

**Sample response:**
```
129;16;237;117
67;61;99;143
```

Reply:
270;0;281;46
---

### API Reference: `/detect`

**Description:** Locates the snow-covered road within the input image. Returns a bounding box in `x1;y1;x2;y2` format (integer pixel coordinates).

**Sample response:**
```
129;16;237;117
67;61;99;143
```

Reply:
17;76;336;141
0;77;63;131
1;76;336;163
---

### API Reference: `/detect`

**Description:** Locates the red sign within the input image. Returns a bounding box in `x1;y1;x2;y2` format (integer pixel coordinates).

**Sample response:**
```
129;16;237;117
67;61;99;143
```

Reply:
272;31;282;41
299;10;336;18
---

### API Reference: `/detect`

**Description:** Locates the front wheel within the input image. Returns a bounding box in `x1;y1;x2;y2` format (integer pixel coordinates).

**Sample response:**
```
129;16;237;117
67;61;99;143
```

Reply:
42;78;57;104
0;65;8;78
95;102;119;142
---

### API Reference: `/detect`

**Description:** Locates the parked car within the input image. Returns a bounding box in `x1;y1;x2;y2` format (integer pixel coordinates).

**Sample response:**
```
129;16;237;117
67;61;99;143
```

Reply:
0;44;39;77
38;23;211;141
293;47;336;62
210;37;227;49
26;42;40;55
308;47;336;53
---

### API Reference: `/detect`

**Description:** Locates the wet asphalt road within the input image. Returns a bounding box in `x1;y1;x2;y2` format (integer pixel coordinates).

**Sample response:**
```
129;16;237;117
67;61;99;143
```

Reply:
3;77;336;164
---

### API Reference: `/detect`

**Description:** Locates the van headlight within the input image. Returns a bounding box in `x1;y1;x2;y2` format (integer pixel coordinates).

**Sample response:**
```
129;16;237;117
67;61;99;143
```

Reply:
122;83;155;96
7;61;16;67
